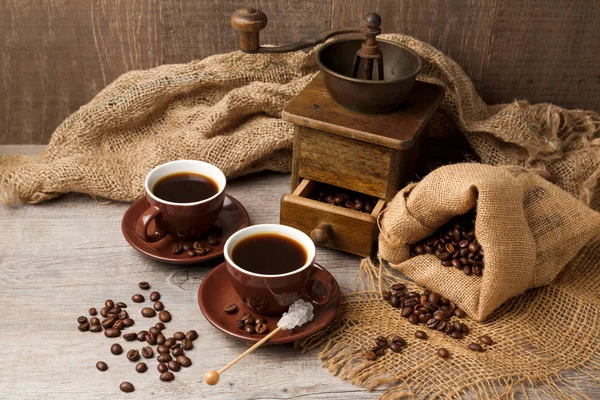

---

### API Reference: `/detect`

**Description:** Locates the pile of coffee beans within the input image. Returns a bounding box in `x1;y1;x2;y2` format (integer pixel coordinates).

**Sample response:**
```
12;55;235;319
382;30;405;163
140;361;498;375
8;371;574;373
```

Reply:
363;335;407;360
311;183;378;214
172;226;223;257
383;283;470;339
225;304;269;335
76;281;198;393
365;282;496;361
409;210;484;276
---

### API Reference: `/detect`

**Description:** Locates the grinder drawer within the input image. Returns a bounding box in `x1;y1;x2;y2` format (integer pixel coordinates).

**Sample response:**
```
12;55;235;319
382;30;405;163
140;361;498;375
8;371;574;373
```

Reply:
280;179;385;257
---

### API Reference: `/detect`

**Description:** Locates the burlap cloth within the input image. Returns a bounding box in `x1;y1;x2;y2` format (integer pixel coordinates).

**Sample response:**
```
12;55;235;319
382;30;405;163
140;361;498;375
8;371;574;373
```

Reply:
2;34;600;398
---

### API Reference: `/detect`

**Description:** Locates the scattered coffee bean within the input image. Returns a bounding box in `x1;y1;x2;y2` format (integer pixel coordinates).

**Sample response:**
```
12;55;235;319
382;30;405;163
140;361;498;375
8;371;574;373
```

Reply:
158;310;172;323
171;343;181;349
168;360;181;372
157;363;168;373
437;348;450;358
100;307;109;317
110;343;123;355
176;355;192;367
172;243;183;254
389;342;402;353
90;324;102;333
478;335;494;346
173;332;185;341
135;362;147;373
408;314;419;325
136;331;148;341
186;330;198;341
146;332;157;345
89;317;100;325
138;281;150;290
157;334;166;345
149;327;159;335
157;353;172;363
123;332;137;341
172;347;184;357
415;330;428;340
141;346;154;358
96;361;108;371
105;299;114;309
88;308;97;316
256;323;268;334
451;331;464;340
132;294;144;303
122;318;135;327
224;303;238;314
104;328;120;338
141;307;156;318
164;338;176;348
160;372;175;382
153;301;164;311
77;322;90;332
157;345;170;354
468;343;484;352
126;349;140;362
181;338;193;350
155;322;166;330
236;320;245;330
77;316;88;324
149;291;161;302
119;382;134;393
101;317;116;329
112;320;124;330
118;310;129;319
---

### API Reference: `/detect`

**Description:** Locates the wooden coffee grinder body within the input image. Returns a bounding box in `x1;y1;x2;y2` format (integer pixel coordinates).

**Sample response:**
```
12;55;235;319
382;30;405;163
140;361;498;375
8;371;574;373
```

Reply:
280;73;443;257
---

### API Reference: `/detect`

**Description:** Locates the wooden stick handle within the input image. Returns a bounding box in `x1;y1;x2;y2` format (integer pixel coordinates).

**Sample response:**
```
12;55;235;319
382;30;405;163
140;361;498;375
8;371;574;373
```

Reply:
205;326;284;385
218;326;283;374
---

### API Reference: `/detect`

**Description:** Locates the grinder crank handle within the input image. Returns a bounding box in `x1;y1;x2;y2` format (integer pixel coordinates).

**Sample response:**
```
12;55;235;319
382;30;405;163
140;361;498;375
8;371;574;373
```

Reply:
231;7;362;53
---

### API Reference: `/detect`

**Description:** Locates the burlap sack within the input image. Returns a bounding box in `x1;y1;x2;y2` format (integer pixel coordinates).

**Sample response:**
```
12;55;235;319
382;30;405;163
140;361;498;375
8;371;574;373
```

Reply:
378;163;600;320
1;34;599;208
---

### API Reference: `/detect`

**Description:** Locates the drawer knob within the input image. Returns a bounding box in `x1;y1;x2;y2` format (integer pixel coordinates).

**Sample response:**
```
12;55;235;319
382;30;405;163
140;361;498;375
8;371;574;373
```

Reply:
310;223;332;245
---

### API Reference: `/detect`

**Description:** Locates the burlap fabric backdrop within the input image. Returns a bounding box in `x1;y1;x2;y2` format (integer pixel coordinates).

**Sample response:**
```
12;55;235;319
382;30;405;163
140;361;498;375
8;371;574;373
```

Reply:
2;34;600;398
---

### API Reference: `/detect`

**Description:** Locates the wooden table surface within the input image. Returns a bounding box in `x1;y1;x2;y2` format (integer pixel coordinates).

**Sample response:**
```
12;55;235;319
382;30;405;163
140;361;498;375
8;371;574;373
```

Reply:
0;145;377;399
1;146;598;399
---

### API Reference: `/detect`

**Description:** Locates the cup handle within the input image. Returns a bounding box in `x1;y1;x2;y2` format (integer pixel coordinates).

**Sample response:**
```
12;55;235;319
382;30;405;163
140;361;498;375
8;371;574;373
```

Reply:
306;262;333;307
135;205;167;242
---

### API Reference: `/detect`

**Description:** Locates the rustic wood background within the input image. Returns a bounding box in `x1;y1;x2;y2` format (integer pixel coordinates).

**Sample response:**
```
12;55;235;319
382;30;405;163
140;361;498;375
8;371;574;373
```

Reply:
1;0;599;144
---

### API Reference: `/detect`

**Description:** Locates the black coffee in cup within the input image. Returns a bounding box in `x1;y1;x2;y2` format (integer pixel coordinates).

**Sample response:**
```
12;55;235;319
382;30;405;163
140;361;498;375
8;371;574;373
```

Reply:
231;233;307;275
152;172;218;203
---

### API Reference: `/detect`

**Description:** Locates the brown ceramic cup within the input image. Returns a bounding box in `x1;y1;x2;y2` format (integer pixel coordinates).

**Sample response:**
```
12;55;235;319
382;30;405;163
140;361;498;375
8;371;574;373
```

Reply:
135;160;227;242
224;224;333;316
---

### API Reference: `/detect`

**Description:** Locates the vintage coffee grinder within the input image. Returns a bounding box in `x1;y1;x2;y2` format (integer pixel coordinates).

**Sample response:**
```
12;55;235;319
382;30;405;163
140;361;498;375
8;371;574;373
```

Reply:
232;8;443;257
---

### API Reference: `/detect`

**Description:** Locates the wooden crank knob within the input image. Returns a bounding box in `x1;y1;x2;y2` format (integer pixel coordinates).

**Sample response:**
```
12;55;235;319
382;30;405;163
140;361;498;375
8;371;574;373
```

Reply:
231;7;268;52
310;223;333;245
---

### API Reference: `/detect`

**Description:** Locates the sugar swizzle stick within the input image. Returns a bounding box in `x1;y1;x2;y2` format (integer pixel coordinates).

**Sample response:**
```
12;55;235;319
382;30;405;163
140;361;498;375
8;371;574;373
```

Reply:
204;299;315;385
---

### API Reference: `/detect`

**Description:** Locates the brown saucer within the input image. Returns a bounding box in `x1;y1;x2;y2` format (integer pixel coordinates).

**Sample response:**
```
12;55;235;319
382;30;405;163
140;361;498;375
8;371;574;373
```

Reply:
122;195;250;265
198;262;341;344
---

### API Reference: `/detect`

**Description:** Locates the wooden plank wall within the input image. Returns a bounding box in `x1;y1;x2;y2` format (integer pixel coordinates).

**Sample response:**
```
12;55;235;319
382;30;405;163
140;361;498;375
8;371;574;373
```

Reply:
1;0;598;144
